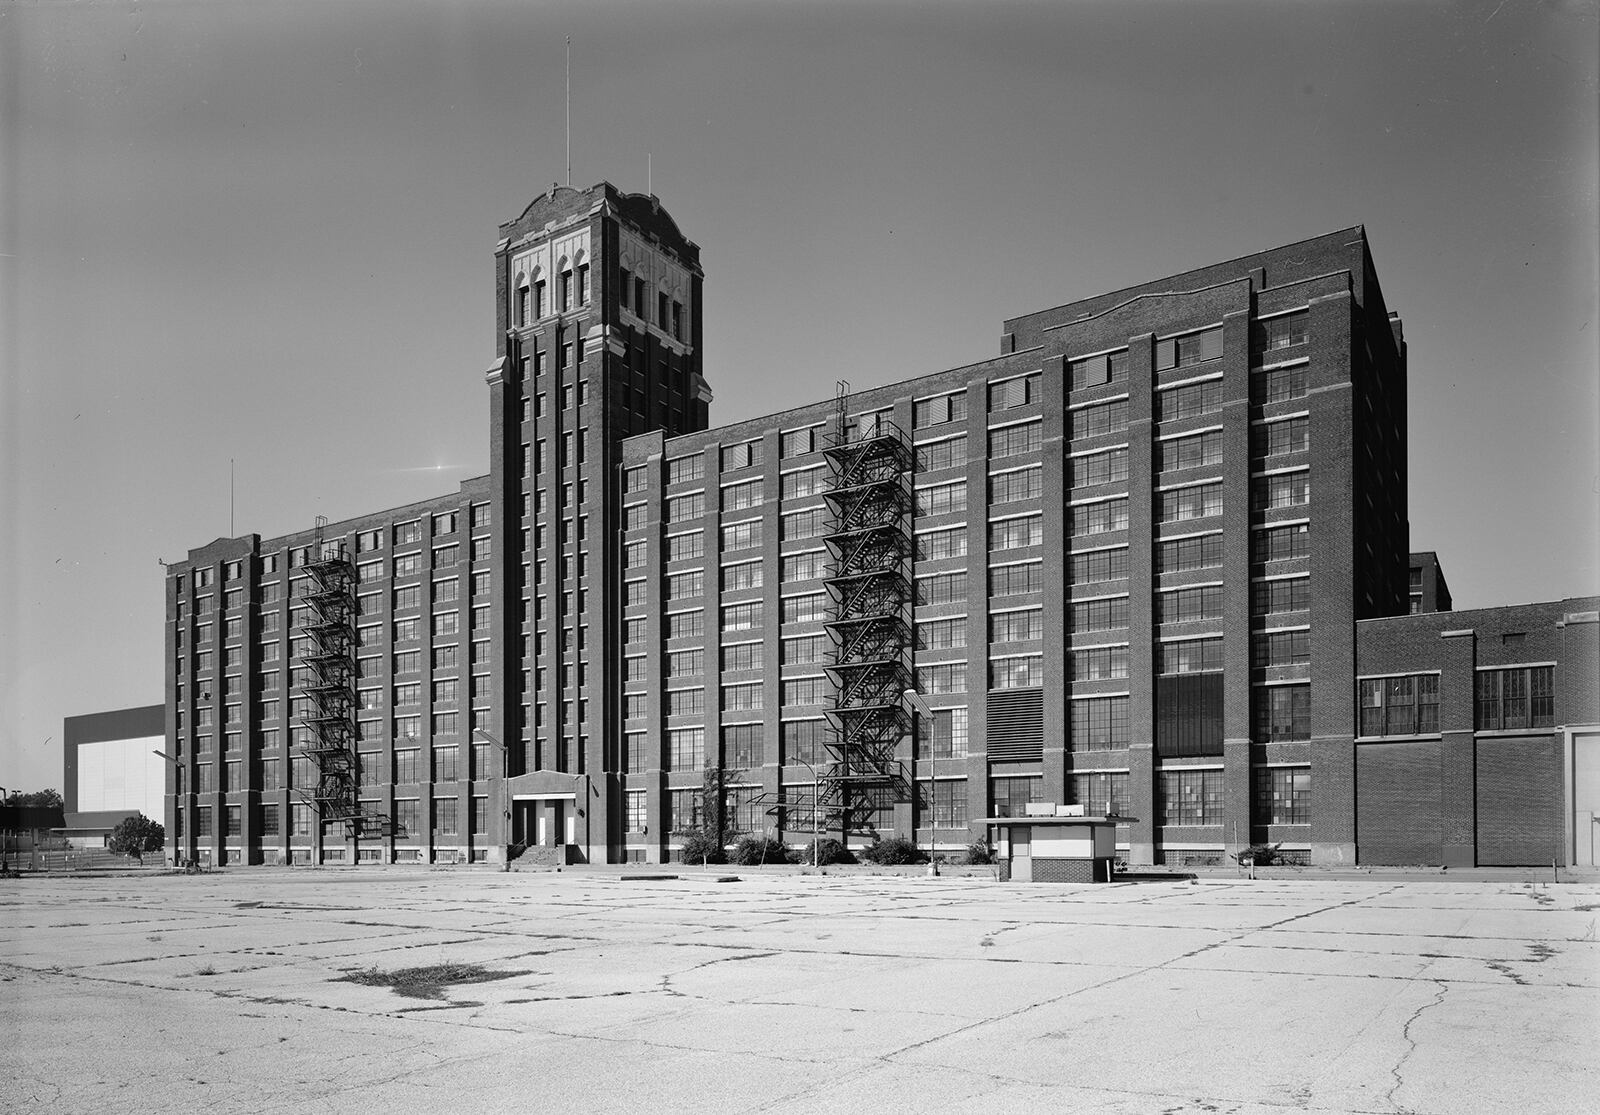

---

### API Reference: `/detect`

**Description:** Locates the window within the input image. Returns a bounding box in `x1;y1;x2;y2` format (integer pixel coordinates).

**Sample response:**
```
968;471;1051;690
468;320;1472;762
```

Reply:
667;688;706;717
1253;523;1310;563
1070;448;1128;489
1158;429;1223;473
917;780;968;827
781;593;827;623
1253;629;1310;668
983;562;1038;599
1475;666;1555;731
392;585;421;612
624;504;649;533
721;520;761;551
1069;400;1128;440
1253;416;1310;458
1070;772;1129;817
1068;349;1129;390
724;602;763;631
988;374;1039;410
916;526;967;561
722;642;763;672
668;788;704;833
779;720;826;766
780;677;825;706
989;467;1042;505
722;480;764;512
1156;378;1223;421
1157;584;1223;624
1255;363;1309;403
1159;482;1222;523
726;723;761;764
916;662;967;694
434;579;460;604
1254;310;1308;353
624;466;647;494
914;392;967;427
225;806;242;837
1071;596;1129;632
917;617;967;650
393;748;422;783
915;435;967;472
917;570;967;605
1253;576;1309;615
916;480;967;517
669;727;705;771
989;515;1043;551
1159;533;1224;573
667;610;704;639
722;560;763;593
1254;684;1310;742
657;290;669;328
781;550;826;583
393;553;422;578
670;530;707;561
780;427;818;457
1069;644;1129;681
1155;326;1223;370
721;440;764;471
433;746;460;782
1255;766;1310;825
1158;769;1224;825
1070;498;1128;537
1253;470;1310;510
919;707;969;759
432;612;459;638
666;492;705;523
667;570;704;600
624;790;647;833
394;521;422;546
393;617;420;642
1071;547;1130;584
989;420;1042;459
668;454;706;484
781;466;827;500
990;776;1043;819
989;654;1042;688
1158;637;1223;674
780;635;825;666
989;609;1041;643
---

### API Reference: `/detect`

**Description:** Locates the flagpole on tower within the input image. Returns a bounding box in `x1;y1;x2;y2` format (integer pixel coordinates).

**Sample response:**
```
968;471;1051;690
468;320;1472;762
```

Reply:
565;35;571;185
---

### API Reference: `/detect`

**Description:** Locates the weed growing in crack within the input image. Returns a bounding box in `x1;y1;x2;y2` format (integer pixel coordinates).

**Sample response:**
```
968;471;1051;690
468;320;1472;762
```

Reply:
335;962;531;1001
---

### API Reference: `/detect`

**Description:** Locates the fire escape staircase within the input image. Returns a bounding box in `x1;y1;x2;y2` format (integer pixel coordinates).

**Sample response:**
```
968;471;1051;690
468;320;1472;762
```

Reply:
294;518;393;839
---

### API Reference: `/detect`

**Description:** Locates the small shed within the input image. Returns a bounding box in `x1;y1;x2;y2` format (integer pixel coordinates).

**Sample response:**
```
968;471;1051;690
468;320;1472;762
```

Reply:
984;806;1127;882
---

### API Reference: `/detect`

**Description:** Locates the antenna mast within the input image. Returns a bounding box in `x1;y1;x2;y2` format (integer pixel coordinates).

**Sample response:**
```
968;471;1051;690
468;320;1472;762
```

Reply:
565;36;571;185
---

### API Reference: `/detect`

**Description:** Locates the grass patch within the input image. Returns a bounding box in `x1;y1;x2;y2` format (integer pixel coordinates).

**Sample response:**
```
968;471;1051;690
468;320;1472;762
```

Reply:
335;962;529;1001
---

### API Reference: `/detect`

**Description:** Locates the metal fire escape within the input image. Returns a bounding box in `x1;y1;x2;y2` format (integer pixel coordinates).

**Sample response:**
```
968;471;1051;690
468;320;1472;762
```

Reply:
295;517;391;839
818;384;915;834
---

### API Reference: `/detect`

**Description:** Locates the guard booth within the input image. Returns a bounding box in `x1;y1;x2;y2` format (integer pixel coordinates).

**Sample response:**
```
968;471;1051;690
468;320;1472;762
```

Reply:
985;804;1124;882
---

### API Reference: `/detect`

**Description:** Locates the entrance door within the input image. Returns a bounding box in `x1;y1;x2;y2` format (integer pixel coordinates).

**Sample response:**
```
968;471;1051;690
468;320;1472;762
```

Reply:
1574;732;1600;868
1011;826;1033;883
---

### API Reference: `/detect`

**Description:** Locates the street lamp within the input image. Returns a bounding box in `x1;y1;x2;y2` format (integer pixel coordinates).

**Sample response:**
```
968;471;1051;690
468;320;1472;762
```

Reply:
471;727;513;872
903;688;938;876
792;757;822;869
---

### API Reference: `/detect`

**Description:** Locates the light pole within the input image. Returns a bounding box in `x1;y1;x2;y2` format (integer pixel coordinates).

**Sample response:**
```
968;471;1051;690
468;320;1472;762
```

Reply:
471;728;513;872
903;688;937;875
793;757;822;868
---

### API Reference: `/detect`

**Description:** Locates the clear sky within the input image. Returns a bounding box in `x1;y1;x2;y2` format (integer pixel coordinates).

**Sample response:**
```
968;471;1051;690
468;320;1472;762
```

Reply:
3;0;1596;796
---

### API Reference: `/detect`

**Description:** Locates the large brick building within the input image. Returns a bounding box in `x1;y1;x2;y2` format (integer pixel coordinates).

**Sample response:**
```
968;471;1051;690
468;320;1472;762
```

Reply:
160;183;1598;869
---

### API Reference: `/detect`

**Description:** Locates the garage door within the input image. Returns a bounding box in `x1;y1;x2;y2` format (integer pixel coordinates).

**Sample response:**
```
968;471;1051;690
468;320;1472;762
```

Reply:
1357;741;1442;865
1475;735;1562;866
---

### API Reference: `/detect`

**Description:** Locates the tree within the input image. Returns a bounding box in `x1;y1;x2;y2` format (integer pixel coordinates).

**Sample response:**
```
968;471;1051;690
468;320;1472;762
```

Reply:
7;788;64;809
108;813;165;862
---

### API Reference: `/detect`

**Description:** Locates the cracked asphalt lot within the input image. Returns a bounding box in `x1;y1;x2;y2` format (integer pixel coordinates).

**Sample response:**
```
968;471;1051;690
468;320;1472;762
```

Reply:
2;871;1595;1113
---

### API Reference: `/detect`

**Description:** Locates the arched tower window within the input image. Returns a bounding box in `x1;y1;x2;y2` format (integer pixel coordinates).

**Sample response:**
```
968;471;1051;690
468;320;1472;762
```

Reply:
515;273;530;326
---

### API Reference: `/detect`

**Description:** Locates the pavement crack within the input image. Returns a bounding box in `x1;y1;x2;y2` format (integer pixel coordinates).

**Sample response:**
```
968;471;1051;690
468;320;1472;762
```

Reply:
1385;979;1448;1113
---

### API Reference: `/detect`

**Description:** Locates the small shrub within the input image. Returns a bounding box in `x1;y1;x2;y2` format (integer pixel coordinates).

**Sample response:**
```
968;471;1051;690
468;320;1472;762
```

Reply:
859;835;925;866
678;831;728;865
963;841;997;866
797;837;855;866
1234;842;1285;867
733;836;792;866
